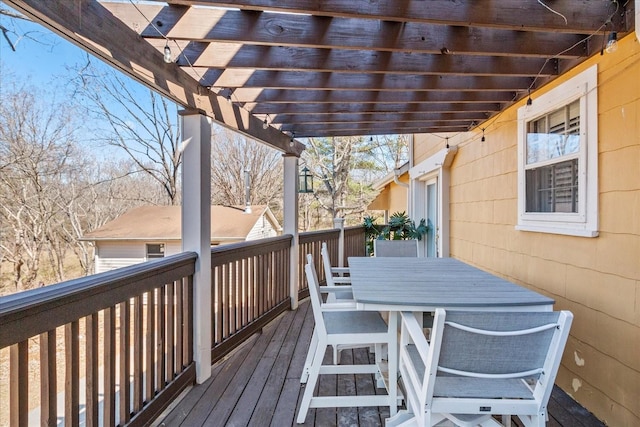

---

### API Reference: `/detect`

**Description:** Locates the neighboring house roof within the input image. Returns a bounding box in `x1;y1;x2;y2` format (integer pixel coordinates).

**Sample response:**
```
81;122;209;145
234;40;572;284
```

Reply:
82;205;282;241
371;161;410;190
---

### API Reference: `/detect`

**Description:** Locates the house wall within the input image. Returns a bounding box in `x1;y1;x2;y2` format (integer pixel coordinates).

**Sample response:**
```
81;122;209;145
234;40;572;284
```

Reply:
95;240;181;273
386;176;410;215
410;34;640;426
246;214;279;240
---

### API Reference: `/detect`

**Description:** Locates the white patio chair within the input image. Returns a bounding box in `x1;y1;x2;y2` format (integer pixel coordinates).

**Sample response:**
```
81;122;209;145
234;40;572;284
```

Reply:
387;308;573;427
297;261;398;424
320;242;352;302
374;239;418;257
320;242;379;364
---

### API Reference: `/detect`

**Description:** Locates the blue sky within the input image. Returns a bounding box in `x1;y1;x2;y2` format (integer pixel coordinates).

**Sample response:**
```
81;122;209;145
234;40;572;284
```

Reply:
1;7;178;157
0;10;86;90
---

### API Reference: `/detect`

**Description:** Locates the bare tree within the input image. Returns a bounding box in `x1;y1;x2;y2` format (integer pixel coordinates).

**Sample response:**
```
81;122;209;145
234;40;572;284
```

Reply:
210;127;283;215
302;135;408;229
0;86;79;290
71;58;182;205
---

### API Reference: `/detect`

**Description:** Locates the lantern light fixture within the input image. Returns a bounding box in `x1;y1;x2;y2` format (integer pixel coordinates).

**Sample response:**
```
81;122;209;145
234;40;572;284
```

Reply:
298;166;314;194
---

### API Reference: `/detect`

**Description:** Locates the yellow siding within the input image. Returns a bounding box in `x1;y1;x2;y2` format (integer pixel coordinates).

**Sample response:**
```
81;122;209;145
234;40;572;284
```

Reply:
412;34;640;426
368;174;409;215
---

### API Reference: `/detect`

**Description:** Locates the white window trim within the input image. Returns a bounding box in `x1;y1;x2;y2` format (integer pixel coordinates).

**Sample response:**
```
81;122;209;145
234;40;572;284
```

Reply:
516;65;598;237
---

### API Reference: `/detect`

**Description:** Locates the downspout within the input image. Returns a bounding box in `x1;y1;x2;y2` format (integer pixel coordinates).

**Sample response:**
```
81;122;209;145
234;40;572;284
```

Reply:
393;169;409;188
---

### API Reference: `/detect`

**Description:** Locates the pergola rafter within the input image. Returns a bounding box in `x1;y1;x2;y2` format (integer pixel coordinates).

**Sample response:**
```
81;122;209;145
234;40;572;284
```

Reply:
5;0;634;139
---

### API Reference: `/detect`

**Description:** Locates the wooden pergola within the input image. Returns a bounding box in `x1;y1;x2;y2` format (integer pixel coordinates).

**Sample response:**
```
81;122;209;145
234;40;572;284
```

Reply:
5;0;636;153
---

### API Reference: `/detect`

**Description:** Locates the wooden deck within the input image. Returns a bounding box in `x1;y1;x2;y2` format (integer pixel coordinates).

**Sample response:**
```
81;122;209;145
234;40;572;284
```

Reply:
154;299;605;427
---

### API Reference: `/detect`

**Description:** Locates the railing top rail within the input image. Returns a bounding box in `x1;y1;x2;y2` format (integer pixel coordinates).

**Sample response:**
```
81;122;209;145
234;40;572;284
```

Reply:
0;251;197;348
211;235;292;266
299;228;340;244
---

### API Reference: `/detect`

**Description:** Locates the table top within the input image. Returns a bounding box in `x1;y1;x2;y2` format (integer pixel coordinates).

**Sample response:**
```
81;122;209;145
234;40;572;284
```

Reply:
347;257;554;311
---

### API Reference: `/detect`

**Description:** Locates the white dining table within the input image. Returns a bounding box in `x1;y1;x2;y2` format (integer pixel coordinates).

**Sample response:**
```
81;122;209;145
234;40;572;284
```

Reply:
347;257;555;312
346;256;555;411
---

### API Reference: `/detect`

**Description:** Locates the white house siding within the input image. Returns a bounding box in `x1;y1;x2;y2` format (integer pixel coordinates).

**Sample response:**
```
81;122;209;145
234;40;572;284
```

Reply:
95;240;181;273
246;215;277;240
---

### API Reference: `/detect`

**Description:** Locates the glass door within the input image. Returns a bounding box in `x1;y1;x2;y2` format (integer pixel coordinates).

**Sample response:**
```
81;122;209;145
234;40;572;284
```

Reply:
425;179;438;257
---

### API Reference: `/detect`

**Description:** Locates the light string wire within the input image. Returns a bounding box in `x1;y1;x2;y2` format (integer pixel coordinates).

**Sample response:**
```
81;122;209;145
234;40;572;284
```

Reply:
439;0;622;147
130;0;623;140
129;0;202;83
129;1;260;117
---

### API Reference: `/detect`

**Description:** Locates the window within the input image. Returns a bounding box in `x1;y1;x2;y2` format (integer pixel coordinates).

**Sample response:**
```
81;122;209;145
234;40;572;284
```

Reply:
146;243;165;259
517;65;598;237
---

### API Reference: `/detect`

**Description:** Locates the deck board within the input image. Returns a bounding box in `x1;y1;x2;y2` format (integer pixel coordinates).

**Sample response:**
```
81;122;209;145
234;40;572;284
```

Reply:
155;298;604;427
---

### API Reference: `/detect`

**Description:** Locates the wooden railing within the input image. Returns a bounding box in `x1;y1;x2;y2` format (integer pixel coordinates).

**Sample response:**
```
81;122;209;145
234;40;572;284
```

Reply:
344;225;366;264
298;228;341;295
0;226;367;426
0;252;196;427
210;236;292;363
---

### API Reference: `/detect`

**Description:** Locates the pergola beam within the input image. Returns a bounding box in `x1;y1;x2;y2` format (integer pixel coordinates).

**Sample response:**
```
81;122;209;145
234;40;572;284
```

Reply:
4;0;304;156
161;0;624;33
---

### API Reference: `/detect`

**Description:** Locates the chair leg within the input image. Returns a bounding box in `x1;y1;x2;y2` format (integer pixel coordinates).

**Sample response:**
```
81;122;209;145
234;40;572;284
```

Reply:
301;328;318;384
296;340;327;424
332;345;340;364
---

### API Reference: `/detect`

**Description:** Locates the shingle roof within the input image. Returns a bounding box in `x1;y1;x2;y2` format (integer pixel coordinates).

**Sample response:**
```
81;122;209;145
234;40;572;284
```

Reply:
82;205;279;241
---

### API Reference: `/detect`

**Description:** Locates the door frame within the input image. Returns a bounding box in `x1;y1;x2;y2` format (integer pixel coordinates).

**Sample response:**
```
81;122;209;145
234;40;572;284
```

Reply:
409;146;457;258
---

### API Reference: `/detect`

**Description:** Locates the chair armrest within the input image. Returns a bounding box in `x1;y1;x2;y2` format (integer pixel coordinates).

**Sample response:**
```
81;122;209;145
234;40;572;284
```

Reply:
331;277;351;284
322;301;358;311
330;267;350;274
319;285;353;293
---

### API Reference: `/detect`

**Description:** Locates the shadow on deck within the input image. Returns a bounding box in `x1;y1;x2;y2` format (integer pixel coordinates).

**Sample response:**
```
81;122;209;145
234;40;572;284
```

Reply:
154;299;604;427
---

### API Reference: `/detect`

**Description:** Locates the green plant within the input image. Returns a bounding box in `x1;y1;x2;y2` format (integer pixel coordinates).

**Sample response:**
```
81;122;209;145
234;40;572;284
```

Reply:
363;211;429;255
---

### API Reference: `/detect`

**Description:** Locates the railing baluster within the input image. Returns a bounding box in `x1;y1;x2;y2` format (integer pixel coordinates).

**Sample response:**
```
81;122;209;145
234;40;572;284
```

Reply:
119;301;131;424
40;330;57;427
9;341;28;427
64;321;80;427
85;314;99;427
133;296;143;412
186;275;194;363
251;256;257;321
104;307;116;427
157;286;166;390
145;289;155;403
175;280;184;371
166;282;175;382
232;260;239;335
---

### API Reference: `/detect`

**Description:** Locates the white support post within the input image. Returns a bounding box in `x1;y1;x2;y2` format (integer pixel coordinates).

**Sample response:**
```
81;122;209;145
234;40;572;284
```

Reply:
333;217;345;268
283;154;299;310
180;111;212;383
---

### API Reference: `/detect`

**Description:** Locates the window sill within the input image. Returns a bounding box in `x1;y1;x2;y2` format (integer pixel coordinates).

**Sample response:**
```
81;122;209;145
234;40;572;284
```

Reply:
515;224;598;238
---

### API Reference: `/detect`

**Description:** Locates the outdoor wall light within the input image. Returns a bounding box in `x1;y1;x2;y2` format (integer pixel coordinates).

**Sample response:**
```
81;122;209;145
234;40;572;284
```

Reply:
605;31;618;53
299;166;314;194
163;42;172;63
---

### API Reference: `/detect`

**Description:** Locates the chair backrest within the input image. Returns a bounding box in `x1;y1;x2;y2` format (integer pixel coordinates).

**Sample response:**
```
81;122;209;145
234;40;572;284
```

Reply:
424;309;573;410
304;259;327;337
321;242;337;286
374;239;418;257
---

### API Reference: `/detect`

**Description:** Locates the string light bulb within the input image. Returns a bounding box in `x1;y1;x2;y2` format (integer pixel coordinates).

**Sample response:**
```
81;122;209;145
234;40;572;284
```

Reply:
481;128;486;142
262;117;269;129
526;89;533;106
163;41;172;63
605;31;618;53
